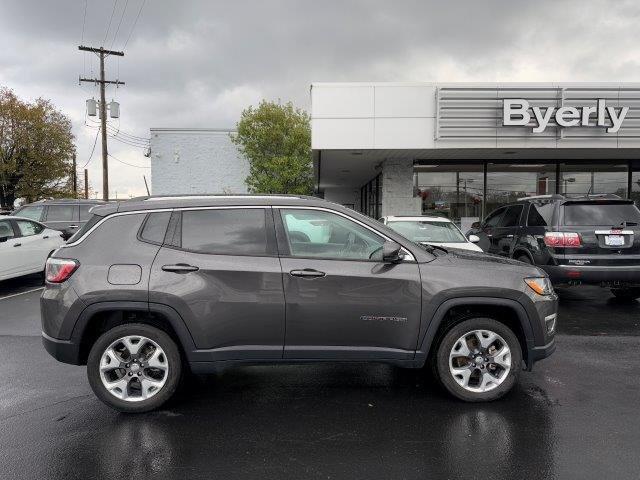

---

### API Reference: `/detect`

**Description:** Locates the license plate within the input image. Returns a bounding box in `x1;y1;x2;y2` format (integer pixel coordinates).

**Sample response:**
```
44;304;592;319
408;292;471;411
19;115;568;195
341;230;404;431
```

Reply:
605;235;624;246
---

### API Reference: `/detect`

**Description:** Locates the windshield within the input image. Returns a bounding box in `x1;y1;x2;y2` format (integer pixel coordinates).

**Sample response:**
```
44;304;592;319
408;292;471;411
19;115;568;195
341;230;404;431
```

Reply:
387;220;467;243
563;202;640;226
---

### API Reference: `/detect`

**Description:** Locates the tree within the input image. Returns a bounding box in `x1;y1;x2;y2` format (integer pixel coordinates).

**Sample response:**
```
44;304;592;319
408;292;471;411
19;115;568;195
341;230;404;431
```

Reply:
232;100;313;195
0;87;75;208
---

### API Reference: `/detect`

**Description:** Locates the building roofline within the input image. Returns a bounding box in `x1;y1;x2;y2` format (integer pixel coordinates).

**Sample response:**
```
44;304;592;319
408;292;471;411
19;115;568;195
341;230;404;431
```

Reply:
310;81;640;88
150;128;236;133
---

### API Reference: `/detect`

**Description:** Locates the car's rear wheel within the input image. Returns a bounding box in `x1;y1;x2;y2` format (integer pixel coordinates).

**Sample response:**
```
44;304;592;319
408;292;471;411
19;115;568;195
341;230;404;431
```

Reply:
435;318;522;402
611;287;640;300
87;323;182;413
515;254;532;264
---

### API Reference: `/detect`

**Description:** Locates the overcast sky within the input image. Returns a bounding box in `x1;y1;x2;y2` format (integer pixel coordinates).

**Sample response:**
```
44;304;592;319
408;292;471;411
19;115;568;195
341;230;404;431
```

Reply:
1;0;639;198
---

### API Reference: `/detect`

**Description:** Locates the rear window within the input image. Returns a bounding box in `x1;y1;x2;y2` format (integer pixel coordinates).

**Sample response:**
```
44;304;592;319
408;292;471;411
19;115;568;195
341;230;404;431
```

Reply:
139;212;171;244
16;205;44;221
79;204;95;221
180;209;269;255
563;202;640;226
499;205;523;227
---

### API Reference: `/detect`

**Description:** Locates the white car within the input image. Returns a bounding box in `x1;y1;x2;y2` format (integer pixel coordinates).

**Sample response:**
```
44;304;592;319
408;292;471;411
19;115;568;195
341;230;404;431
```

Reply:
380;215;483;252
0;216;65;281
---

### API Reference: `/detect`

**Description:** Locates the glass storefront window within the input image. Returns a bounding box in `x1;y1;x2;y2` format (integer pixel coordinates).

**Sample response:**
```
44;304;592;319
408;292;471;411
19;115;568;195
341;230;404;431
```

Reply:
486;164;556;215
632;170;640;205
560;164;628;197
416;164;483;228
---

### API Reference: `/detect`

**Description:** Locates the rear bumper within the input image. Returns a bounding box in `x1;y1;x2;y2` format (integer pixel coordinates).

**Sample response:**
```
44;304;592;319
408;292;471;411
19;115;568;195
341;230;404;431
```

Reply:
544;264;640;286
42;332;82;365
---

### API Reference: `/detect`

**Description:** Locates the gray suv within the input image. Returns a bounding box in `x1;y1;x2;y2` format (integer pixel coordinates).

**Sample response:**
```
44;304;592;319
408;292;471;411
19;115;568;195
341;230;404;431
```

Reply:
41;195;557;412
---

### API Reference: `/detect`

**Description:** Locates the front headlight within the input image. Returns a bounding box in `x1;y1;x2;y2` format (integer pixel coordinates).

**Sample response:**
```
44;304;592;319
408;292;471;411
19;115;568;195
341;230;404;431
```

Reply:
524;277;554;296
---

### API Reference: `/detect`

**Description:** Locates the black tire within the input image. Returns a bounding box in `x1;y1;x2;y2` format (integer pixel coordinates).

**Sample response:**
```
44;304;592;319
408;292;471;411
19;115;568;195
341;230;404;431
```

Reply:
515;254;532;265
611;287;640;300
87;323;182;413
435;318;522;402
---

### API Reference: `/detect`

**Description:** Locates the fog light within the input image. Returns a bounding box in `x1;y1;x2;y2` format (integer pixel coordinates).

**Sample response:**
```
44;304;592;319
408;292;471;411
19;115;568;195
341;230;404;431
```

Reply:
545;313;557;335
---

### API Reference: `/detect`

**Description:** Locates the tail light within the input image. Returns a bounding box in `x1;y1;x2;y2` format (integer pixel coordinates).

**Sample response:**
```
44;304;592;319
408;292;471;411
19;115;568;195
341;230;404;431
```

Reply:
544;232;581;248
45;258;79;283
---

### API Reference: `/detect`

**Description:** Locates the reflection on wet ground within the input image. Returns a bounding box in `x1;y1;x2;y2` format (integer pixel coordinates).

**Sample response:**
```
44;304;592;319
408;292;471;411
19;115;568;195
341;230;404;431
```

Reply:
0;285;638;479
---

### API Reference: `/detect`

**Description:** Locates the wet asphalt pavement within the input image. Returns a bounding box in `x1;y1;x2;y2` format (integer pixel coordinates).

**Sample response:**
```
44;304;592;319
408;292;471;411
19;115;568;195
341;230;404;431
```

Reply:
0;276;639;479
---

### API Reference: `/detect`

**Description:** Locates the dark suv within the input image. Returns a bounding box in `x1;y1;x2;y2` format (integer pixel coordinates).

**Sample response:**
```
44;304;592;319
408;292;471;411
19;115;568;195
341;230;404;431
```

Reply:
41;195;557;412
12;198;106;239
468;194;640;298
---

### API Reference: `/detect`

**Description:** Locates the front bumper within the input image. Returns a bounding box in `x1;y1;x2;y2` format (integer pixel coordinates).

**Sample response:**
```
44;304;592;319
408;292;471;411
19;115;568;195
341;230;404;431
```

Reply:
42;332;82;365
529;338;556;365
544;264;640;286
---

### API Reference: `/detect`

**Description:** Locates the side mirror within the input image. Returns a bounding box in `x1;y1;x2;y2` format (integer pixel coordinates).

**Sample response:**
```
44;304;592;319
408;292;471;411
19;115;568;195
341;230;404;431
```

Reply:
468;234;480;243
471;221;481;229
382;241;405;263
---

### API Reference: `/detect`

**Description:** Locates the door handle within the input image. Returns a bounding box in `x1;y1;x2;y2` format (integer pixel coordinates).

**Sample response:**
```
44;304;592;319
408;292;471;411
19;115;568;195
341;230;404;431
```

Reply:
161;264;199;273
43;236;49;239
506;234;514;238
69;225;79;229
13;243;22;247
290;269;326;278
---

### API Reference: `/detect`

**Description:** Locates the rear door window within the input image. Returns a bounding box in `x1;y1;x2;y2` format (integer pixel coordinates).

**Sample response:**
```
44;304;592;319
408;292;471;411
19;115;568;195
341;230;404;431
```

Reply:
180;209;270;255
499;205;524;227
46;205;76;222
563;203;640;226
16;220;44;236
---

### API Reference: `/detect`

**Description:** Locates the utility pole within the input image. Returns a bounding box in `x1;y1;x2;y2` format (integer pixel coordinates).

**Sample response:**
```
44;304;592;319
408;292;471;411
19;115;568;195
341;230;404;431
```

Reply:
84;169;89;200
78;46;125;201
72;153;77;198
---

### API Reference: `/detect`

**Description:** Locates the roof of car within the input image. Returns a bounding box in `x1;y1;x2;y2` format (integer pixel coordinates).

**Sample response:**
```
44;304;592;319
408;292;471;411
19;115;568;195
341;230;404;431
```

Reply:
384;215;452;222
19;198;107;206
90;194;340;216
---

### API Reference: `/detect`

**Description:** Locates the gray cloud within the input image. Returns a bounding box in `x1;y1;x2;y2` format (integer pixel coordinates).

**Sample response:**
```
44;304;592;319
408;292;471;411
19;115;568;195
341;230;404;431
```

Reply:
1;0;639;197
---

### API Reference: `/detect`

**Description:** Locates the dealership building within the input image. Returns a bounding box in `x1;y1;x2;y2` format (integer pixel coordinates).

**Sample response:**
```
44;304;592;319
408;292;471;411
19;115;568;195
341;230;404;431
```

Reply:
151;82;640;227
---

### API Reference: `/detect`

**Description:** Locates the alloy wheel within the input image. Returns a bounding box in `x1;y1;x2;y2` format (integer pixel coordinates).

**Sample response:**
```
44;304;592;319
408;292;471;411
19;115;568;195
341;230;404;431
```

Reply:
449;329;511;393
99;335;169;402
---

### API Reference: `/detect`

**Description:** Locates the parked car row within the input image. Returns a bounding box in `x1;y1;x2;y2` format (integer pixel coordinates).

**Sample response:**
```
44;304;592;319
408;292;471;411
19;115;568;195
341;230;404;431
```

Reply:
0;198;104;282
466;194;640;299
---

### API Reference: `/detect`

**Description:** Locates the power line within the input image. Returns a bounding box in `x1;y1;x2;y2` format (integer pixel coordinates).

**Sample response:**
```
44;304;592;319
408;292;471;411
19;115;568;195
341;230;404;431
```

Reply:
103;0;119;47
82;127;101;168
108;153;150;169
110;0;130;50
122;0;146;49
85;119;150;144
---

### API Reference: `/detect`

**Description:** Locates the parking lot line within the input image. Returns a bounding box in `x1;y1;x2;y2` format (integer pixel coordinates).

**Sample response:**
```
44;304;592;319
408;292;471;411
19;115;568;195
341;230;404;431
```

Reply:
0;287;44;301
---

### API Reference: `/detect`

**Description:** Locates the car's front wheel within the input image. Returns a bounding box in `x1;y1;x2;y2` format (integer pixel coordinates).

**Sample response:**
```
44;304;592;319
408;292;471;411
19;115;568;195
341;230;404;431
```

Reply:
435;318;522;402
87;323;182;413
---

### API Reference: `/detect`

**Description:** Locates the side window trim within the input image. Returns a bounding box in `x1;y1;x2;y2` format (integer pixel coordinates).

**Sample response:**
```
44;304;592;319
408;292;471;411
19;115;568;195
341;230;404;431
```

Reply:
483;207;506;228
137;211;173;246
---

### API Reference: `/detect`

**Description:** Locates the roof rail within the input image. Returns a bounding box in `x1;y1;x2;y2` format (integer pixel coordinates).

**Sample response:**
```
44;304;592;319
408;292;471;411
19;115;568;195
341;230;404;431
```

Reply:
517;194;565;202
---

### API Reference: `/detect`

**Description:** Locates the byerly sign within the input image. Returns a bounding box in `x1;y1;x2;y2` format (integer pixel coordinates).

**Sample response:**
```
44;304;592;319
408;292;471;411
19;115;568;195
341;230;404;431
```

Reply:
503;99;629;134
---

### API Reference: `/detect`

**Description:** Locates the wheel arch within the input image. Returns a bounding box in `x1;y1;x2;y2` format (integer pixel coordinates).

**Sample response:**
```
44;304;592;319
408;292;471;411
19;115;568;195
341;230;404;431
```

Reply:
416;297;535;370
72;301;197;365
512;248;534;264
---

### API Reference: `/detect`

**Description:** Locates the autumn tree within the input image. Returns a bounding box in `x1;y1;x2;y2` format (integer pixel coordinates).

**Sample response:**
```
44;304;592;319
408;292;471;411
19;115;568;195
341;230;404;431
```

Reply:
231;100;313;195
0;87;75;208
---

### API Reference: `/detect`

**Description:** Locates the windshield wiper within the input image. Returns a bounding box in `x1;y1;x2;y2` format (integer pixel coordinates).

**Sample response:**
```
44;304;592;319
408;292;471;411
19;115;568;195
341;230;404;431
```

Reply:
420;243;449;254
